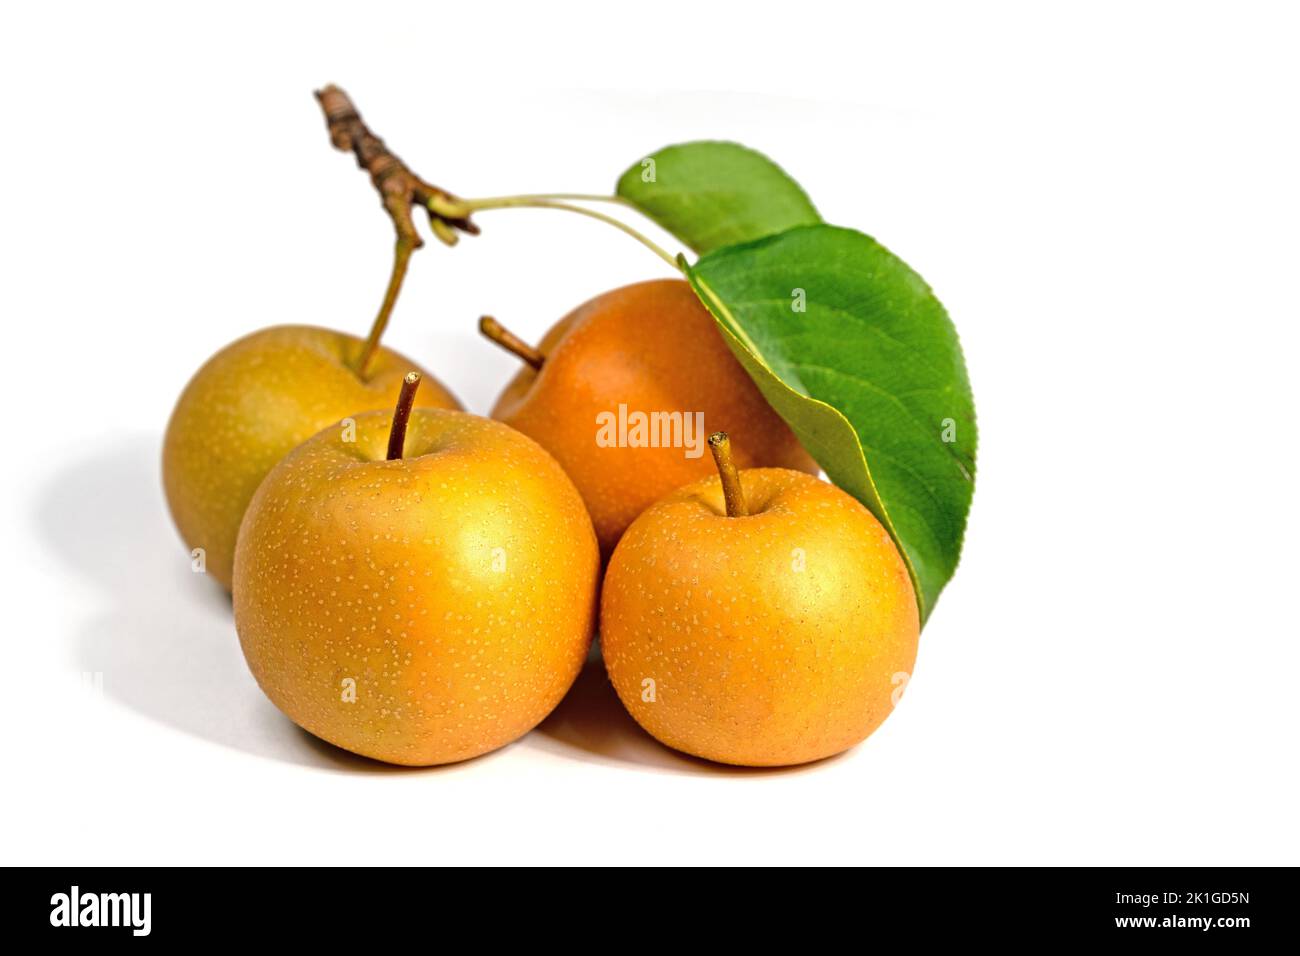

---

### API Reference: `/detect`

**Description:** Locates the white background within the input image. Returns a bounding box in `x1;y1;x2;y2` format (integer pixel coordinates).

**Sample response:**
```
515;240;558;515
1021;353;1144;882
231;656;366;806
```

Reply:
1;1;1296;866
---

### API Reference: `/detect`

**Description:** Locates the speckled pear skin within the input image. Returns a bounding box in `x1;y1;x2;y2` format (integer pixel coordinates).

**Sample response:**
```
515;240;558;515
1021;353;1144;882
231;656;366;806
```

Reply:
162;325;461;591
232;408;599;766
601;468;919;767
490;279;818;558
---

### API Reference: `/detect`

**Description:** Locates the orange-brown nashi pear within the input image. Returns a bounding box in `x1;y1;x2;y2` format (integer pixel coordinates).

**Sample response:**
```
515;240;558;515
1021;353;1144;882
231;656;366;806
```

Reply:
486;279;818;558
232;400;599;766
163;325;460;590
601;437;919;767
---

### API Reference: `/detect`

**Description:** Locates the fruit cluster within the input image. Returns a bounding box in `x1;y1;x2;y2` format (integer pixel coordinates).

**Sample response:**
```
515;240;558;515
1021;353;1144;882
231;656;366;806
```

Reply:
160;87;937;769
163;278;918;768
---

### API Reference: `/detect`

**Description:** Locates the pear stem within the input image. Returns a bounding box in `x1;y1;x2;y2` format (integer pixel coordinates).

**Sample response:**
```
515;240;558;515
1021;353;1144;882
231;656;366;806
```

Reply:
479;316;545;370
355;237;413;378
315;85;480;379
387;372;421;460
434;195;681;271
708;432;749;517
437;193;628;210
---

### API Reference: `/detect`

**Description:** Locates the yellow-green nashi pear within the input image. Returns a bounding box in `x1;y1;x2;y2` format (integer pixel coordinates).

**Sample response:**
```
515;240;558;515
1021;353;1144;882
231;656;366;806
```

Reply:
163;325;460;590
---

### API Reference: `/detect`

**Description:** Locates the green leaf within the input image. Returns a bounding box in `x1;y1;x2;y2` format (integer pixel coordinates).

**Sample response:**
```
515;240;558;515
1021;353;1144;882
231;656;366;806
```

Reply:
684;224;976;624
616;141;821;254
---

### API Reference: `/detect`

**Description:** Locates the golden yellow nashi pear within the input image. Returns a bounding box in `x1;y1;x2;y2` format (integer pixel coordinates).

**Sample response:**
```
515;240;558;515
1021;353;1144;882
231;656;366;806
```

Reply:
233;375;599;766
601;433;920;767
163;325;460;590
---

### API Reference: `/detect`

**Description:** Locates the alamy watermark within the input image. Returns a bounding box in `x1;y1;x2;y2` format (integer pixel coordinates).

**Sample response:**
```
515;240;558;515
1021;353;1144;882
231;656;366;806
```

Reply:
595;405;707;459
50;886;151;936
